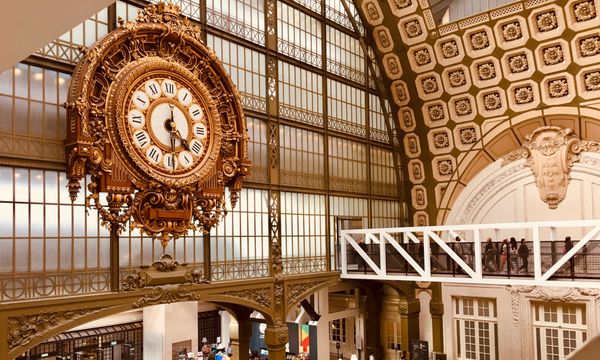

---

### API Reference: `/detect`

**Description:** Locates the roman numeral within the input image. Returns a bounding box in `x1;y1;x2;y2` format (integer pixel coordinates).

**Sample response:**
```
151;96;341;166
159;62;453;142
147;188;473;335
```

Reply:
148;84;158;95
131;115;142;124
183;155;191;164
191;142;202;155
167;156;174;167
148;148;159;161
135;132;148;147
192;109;201;117
165;82;175;94
182;93;188;101
136;96;146;105
195;127;205;136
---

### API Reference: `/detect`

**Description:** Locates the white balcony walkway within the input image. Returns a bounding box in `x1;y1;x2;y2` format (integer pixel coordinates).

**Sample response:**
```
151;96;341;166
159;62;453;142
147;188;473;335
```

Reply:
339;219;600;288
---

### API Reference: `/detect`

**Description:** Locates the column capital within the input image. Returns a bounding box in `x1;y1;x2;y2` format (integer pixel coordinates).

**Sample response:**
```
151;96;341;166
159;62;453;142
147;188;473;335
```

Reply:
264;325;288;349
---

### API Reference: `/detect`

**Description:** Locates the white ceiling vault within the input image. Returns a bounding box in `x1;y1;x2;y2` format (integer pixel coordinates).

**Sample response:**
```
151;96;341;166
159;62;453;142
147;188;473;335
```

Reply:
0;0;114;73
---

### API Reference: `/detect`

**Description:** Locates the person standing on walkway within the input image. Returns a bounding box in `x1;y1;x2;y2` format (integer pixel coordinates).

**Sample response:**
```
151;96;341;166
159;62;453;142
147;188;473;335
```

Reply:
518;238;529;274
564;236;574;276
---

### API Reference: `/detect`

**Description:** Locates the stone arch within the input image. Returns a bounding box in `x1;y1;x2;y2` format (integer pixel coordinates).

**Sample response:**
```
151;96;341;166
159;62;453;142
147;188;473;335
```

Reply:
6;285;281;359
436;106;600;224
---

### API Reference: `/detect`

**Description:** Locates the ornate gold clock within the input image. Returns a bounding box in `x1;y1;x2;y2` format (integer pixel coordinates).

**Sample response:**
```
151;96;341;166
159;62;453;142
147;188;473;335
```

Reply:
65;3;250;245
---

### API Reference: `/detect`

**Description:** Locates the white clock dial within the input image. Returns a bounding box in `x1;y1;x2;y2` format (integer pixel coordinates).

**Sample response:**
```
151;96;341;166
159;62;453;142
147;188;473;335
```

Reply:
189;139;203;156
163;153;178;170
178;150;194;168
177;88;192;107
128;109;145;129
148;103;189;148
161;79;177;98
146;145;163;164
189;104;204;121
133;129;151;149
145;80;162;99
132;91;150;110
192;122;207;139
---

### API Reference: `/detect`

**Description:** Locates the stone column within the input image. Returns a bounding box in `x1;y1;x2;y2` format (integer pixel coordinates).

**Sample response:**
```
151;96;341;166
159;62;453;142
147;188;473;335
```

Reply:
429;300;444;354
364;293;383;359
400;298;420;351
264;325;288;360
143;301;198;360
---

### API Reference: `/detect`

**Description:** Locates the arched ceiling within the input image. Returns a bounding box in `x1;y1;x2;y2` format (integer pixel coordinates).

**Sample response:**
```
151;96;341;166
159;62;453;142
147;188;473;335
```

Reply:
353;0;600;225
0;0;114;73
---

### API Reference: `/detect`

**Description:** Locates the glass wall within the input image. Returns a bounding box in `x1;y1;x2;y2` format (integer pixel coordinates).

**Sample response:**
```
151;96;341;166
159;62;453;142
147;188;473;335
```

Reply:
0;0;405;300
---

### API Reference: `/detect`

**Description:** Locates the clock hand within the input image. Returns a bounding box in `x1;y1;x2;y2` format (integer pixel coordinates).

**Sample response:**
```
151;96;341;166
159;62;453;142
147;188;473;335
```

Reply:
175;129;191;151
170;134;176;170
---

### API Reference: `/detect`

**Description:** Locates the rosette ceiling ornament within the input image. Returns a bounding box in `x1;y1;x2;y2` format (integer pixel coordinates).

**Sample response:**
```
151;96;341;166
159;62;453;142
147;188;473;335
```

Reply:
65;2;251;246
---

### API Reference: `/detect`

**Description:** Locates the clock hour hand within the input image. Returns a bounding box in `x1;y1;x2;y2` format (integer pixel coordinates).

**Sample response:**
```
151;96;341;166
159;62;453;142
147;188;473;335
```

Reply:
169;132;176;170
175;129;191;151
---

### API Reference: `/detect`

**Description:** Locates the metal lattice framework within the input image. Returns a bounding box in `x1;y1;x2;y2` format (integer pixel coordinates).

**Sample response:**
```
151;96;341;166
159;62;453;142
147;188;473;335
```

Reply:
340;219;600;288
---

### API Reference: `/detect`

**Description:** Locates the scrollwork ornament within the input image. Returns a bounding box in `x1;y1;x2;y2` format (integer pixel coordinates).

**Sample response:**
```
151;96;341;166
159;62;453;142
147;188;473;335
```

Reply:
133;285;200;308
8;307;109;351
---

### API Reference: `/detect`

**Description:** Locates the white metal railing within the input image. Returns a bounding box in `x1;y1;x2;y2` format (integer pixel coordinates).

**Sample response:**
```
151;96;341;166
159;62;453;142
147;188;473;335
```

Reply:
339;219;600;288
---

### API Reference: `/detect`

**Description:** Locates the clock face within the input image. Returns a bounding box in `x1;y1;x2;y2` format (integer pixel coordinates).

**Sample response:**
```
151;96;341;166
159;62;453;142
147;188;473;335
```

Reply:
125;77;209;175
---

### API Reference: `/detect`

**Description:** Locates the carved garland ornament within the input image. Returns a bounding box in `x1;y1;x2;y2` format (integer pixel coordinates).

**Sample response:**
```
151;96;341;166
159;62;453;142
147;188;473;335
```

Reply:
8;307;109;351
222;287;272;310
65;3;250;246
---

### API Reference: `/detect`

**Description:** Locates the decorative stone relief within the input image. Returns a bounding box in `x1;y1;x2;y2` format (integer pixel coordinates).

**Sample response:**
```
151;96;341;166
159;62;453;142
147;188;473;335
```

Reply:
222;286;272;309
536;11;559;32
363;0;383;26
440;40;460;58
437;159;454;176
404;20;423;38
454;98;473;116
412;185;428;210
483;92;502;110
399;108;416;131
448;69;467;87
432;131;450;149
408;160;425;184
459;127;478;145
414;211;429;226
579;35;600;57
478;61;497;80
573;1;597;22
508;53;529;73
428;104;445;121
404;134;421;157
8;307;109;351
391;80;409;106
543;45;565;65
470;31;490;50
503;126;600;209
548;78;569;97
584;70;600;90
374;26;394;52
508;285;599;323
383;54;403;79
391;0;412;9
413;48;432;66
502;21;523;41
421;76;439;94
286;280;328;306
133;285;200;308
513;85;534;104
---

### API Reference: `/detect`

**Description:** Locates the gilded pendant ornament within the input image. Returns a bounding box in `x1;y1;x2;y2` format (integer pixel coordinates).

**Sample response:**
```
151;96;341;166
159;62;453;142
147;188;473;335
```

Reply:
65;3;251;245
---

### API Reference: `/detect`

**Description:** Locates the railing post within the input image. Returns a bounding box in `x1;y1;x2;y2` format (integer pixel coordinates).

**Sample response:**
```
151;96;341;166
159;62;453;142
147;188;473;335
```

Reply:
341;232;348;276
380;232;387;276
474;228;482;279
533;225;542;281
424;231;431;277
